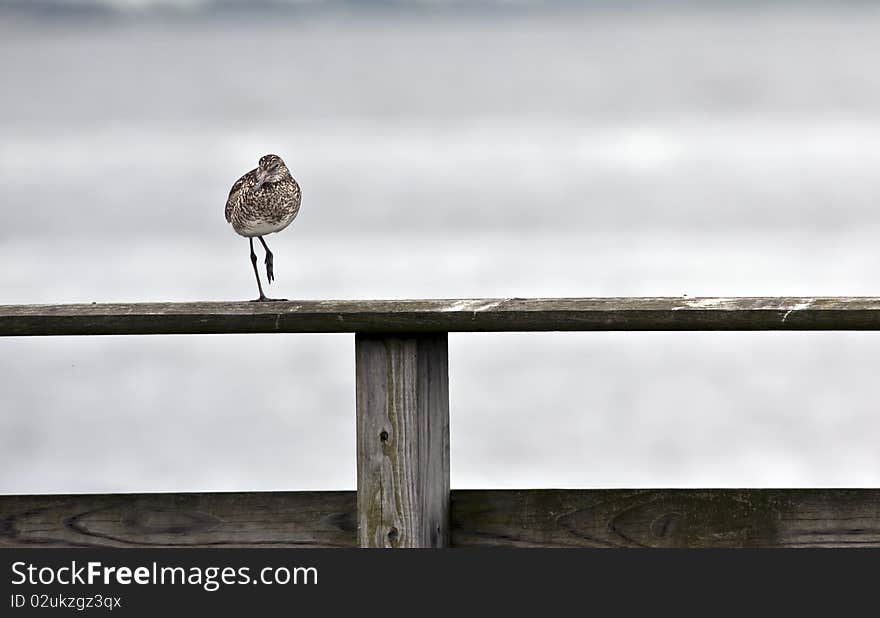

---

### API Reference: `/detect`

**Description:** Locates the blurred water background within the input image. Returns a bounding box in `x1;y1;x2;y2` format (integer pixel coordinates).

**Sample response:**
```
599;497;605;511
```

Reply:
3;1;880;493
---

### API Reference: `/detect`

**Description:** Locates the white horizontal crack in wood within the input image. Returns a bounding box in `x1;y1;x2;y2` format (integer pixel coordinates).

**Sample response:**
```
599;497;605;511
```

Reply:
782;300;814;323
440;299;508;313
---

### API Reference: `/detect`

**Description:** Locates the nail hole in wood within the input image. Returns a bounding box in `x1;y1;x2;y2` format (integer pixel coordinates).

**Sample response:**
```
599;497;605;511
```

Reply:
379;430;389;443
387;527;398;542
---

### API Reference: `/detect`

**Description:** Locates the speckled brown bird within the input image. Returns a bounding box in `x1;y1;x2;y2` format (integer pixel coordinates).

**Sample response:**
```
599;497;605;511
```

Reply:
225;154;301;301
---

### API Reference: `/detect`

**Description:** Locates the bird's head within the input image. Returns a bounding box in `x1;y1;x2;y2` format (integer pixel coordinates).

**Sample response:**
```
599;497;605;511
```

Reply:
251;154;289;193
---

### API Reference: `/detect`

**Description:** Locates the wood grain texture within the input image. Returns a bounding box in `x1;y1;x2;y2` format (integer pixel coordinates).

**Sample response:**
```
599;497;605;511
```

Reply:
5;489;880;548
356;334;450;548
451;489;880;548
0;491;356;548
5;297;880;335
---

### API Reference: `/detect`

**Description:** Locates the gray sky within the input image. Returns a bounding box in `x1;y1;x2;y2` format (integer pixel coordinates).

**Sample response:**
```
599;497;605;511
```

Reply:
3;3;880;494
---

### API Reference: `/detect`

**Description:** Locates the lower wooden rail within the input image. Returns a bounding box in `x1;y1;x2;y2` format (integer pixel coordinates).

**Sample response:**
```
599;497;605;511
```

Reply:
3;489;880;548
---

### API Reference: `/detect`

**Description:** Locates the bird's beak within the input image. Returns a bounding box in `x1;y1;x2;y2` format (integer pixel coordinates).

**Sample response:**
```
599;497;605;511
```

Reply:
251;170;268;193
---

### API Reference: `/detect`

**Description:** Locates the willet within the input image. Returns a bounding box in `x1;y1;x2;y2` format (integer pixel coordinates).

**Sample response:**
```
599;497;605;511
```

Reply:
225;154;301;301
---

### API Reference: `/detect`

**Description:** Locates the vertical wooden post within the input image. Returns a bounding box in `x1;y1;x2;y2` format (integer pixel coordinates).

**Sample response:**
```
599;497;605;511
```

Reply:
355;333;450;548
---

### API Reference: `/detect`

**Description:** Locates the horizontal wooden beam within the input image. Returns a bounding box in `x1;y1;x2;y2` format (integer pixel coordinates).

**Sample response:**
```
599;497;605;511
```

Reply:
0;491;356;548
3;489;880;548
3;297;880;335
453;489;880;548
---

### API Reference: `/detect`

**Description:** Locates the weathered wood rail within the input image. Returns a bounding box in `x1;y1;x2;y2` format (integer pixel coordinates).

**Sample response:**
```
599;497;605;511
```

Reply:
4;490;880;548
3;297;880;335
1;297;878;548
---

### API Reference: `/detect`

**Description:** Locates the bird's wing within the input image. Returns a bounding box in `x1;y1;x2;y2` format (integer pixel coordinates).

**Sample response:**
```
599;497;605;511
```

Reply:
225;172;252;223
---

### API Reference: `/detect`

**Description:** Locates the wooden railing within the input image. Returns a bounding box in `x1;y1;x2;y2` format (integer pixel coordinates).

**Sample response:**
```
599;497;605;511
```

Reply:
3;297;880;548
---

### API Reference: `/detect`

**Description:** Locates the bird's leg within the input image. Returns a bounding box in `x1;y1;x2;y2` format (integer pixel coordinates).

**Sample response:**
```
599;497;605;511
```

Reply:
249;237;287;302
258;236;275;284
249;238;267;301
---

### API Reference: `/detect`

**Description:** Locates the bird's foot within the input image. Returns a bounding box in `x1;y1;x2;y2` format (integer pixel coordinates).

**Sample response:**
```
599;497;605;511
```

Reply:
264;254;275;284
250;295;288;302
